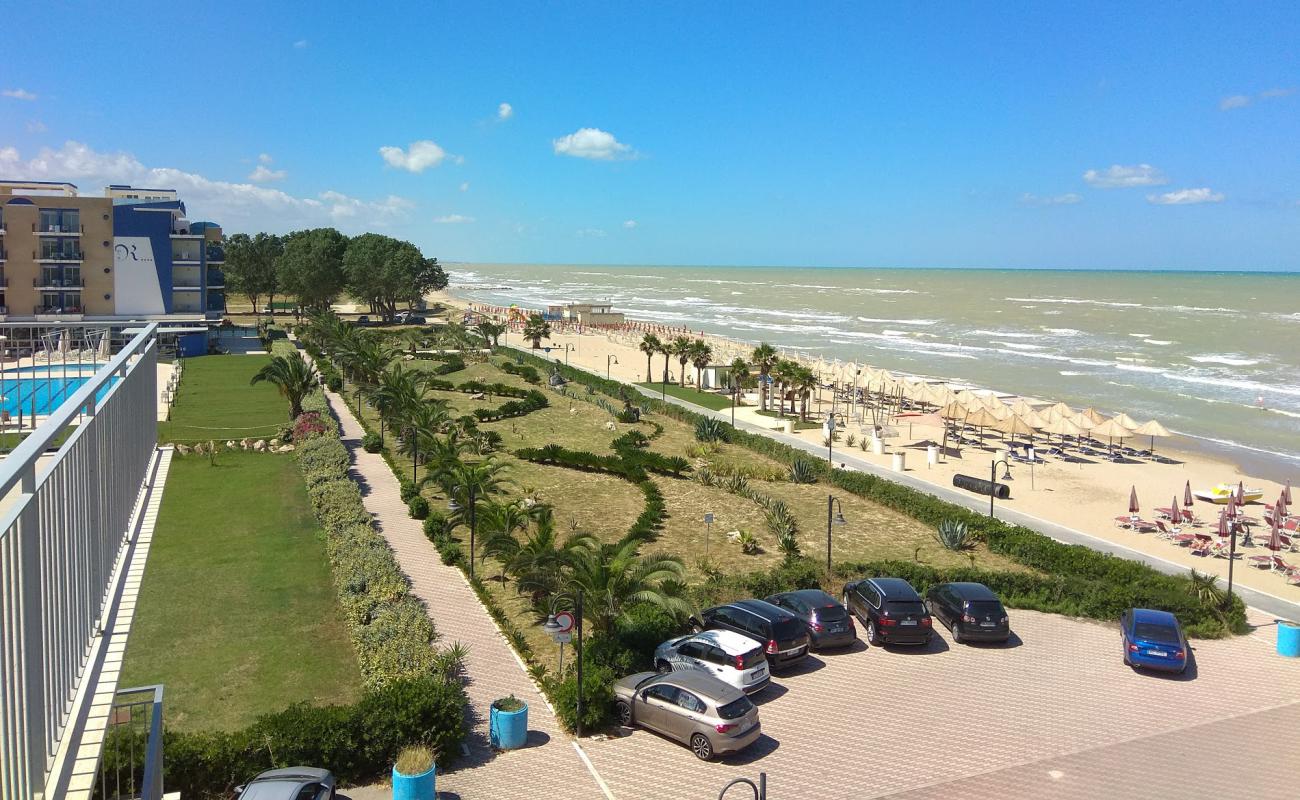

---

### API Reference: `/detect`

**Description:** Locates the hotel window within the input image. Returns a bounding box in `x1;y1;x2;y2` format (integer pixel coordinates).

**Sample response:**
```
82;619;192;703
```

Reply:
38;208;80;233
40;238;82;260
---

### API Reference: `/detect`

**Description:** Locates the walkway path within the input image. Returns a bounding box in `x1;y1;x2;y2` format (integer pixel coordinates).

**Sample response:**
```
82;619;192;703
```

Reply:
321;387;609;800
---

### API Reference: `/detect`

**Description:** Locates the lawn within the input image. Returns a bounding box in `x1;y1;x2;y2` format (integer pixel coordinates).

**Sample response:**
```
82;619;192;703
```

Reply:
636;381;736;411
121;451;363;731
159;354;291;443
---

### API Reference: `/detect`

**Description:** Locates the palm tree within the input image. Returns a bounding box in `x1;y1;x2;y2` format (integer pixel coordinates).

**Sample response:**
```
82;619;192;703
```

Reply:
562;534;692;635
657;339;673;385
476;321;505;348
436;321;472;351
396;400;452;482
771;359;799;417
639;333;662;382
399;328;425;357
250;351;319;419
478;501;532;582
793;365;819;421
443;458;511;525
751;343;778;412
522;314;551;349
366;363;421;445
669;336;693;387
689;339;712;389
417;429;468;490
508;514;595;605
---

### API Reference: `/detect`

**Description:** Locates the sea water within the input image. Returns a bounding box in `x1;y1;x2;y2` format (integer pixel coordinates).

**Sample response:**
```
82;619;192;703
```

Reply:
449;264;1300;475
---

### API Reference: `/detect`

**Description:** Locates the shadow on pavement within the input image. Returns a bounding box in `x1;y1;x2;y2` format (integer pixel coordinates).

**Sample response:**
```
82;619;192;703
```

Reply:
751;683;789;705
776;655;825;677
877;635;949;655
718;733;780;765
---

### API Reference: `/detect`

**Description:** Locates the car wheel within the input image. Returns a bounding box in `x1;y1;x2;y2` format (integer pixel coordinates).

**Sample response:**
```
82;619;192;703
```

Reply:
690;733;714;761
950;623;962;644
867;621;881;646
655;659;672;674
615;700;633;727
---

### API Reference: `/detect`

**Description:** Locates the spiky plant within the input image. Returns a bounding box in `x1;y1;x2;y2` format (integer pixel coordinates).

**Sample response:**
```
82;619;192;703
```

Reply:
766;505;801;558
736;530;761;555
1188;569;1226;609
721;473;750;494
933;518;973;551
788;459;818;484
695;467;717;487
694;417;730;443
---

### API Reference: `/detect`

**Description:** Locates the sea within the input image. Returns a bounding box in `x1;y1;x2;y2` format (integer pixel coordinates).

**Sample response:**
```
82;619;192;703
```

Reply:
447;264;1300;479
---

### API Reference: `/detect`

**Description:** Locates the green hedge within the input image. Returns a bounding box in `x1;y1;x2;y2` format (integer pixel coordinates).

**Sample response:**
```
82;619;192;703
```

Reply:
103;676;466;799
505;348;1248;637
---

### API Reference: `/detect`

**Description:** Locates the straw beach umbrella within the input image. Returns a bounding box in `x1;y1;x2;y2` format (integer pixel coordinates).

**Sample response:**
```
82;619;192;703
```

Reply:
1042;415;1084;447
1067;411;1097;431
1112;412;1141;430
1133;419;1171;456
1091;416;1134;455
1081;407;1107;425
1047;401;1074;420
1018;409;1050;430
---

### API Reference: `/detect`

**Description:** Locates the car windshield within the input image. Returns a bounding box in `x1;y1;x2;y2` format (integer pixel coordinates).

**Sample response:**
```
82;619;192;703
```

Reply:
717;696;754;720
635;674;661;689
967;601;1003;616
885;600;924;615
739;648;765;669
1134;622;1179;643
772;618;806;640
814;604;847;621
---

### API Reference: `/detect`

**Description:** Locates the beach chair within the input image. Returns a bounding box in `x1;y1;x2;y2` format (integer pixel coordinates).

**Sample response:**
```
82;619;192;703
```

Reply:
1246;554;1274;569
1272;556;1299;576
1210;540;1238;559
1113;516;1134;529
1190;536;1213;557
1155;520;1182;539
1172;533;1197;546
1131;519;1158;533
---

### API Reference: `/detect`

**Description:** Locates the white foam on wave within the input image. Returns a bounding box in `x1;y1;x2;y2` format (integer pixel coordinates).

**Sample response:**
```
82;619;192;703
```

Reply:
686;278;760;286
856;316;938;326
881;330;910;337
1007;296;1144;308
1115;363;1164;374
711;305;850;322
1188;354;1260;367
1144;339;1174;346
1059;371;1088;376
1164;371;1300;399
842;287;921;295
972;329;1037;338
1042;327;1083;336
1128;333;1150;338
996;342;1044;350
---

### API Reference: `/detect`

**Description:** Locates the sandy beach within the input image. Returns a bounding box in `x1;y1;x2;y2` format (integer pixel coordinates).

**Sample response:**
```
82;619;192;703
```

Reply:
429;289;1300;607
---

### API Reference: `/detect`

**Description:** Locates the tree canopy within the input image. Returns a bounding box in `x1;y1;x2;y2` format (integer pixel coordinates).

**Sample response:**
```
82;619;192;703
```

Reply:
344;233;447;321
278;228;350;313
223;232;282;314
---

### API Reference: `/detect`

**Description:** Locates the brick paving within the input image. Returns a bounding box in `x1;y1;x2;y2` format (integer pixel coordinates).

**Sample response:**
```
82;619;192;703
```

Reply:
323;388;608;800
580;610;1300;799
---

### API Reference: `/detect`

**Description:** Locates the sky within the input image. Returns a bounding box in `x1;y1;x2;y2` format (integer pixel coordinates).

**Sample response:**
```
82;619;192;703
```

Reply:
1;2;1297;270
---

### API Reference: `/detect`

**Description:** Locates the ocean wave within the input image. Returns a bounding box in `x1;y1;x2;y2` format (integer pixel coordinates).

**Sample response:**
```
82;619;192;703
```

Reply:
1128;333;1150;338
776;283;837;289
711;305;851;322
995;342;1044;350
1188;354;1260;367
856;317;938;326
1180;433;1300;464
972;329;1037;338
1115;363;1165;374
842;287;921;295
685;278;761;286
1007;296;1144;308
1144;339;1174;346
1042;327;1083;336
1059;371;1088;376
881;330;910;337
1163;371;1300;399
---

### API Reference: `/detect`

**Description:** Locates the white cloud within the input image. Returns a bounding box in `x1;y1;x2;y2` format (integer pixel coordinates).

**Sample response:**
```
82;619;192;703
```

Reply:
1019;192;1082;206
258;153;274;164
1219;94;1251;111
379;140;450;173
553;128;635;160
0;140;410;232
433;214;475;224
622;219;638;228
497;102;513;120
248;164;287;182
576;227;607;238
1082;164;1168;188
1260;87;1296;99
2;88;37;101
1146;187;1225;205
459;181;470;192
1219;87;1294;110
25;120;46;133
293;39;309;49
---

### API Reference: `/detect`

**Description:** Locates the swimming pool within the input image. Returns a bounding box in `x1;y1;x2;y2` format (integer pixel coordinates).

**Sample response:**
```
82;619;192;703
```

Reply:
0;365;119;418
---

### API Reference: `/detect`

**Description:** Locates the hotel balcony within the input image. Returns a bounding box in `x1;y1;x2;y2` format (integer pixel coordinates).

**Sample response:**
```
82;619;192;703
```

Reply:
34;304;84;318
0;248;6;262
34;223;83;235
207;268;225;287
171;244;203;264
36;248;85;263
206;244;225;263
35;277;85;289
173;265;202;288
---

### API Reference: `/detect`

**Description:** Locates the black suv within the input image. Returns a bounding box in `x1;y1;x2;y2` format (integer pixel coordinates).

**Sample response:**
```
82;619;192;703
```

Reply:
691;599;811;669
843;577;933;646
924;582;1010;643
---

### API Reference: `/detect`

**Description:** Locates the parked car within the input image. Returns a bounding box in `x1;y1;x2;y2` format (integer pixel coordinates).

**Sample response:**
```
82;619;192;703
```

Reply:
764;589;856;651
236;767;334;800
654;629;771;694
843;577;933;646
924;582;1010;643
613;670;762;760
691;599;810;669
1121;608;1188;674
356;315;370;325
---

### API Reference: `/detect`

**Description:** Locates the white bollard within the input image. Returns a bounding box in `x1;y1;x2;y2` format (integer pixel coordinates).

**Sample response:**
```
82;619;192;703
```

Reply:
927;445;938;466
892;452;906;472
871;437;885;455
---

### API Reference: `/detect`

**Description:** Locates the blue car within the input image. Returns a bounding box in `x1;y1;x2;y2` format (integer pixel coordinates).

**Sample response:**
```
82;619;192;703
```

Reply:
1121;608;1188;674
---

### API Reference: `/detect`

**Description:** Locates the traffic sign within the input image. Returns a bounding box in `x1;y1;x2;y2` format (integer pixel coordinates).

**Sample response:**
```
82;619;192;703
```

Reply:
554;632;572;644
554;610;576;634
704;512;715;525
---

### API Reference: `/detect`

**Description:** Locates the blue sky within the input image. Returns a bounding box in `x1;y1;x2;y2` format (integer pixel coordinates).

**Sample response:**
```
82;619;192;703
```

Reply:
1;2;1297;270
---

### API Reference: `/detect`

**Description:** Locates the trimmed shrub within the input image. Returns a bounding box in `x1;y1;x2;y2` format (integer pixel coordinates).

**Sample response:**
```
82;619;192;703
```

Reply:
293;411;331;441
361;432;383;453
423;511;448;538
408;495;430;520
548;664;616;734
298;436;351;487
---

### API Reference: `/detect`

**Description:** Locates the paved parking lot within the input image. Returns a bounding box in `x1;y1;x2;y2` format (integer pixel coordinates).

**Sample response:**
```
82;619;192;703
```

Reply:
580;610;1300;799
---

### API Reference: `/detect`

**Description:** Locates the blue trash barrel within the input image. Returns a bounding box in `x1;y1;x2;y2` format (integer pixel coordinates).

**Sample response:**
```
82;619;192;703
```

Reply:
1279;621;1300;658
391;763;435;800
490;701;529;750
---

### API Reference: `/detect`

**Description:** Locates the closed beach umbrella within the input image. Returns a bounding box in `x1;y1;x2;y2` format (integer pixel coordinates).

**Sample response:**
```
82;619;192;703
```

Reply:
1235;481;1246;507
1218;507;1230;536
1129;486;1140;515
1264;502;1283;551
1183;480;1194;508
1132;419;1171;455
1171;495;1180;523
1285;480;1293;506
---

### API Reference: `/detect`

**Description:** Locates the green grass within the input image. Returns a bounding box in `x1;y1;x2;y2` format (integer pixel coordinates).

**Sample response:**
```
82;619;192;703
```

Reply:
636;381;735;410
121;452;363;731
159;354;291;443
754;409;823;430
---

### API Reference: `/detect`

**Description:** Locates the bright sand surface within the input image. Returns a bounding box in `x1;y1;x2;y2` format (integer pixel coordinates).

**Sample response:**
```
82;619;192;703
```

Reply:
430;290;1300;606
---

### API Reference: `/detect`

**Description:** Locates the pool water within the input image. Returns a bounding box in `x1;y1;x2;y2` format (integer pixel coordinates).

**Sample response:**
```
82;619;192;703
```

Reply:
1;366;119;418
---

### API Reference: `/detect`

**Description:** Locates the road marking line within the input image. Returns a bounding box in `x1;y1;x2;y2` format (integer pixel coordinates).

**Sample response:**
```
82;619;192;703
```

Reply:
572;741;616;800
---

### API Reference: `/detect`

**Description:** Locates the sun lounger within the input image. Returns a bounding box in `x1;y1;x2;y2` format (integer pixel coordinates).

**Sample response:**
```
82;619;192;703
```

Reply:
1171;533;1197;546
1155;520;1182;538
1190;536;1213;556
1131;519;1158;533
1210;540;1239;559
1247;554;1274;568
1272;556;1299;576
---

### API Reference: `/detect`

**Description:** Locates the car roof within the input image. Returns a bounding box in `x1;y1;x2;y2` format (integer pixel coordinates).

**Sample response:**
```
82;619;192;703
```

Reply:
690;628;763;655
723;598;796;621
943;582;999;601
251;767;332;783
658;669;747;701
1131;608;1179;626
780;589;838;604
867;577;921;599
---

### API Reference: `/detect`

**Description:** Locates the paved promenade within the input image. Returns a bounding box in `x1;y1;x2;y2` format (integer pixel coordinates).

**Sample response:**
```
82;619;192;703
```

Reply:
322;388;608;800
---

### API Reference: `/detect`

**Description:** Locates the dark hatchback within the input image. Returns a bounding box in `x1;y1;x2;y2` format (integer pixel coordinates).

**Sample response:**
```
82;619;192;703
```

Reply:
924;582;1010;643
843;577;933;646
765;589;857;651
691;599;811;669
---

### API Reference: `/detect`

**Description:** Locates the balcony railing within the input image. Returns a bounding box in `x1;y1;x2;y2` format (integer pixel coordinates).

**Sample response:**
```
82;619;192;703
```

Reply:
205;244;225;263
34;305;84;315
37;249;84;262
171;250;202;263
206;269;225;286
97;686;166;800
35;277;85;288
34;223;82;234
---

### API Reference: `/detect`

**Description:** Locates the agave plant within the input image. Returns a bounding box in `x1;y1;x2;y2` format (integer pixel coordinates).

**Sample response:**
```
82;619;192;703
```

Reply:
933;518;973;551
721;473;749;494
845;433;857;448
694;417;730;443
1188;568;1226;609
695;467;717;487
765;504;801;558
788;459;818;484
736;530;761;555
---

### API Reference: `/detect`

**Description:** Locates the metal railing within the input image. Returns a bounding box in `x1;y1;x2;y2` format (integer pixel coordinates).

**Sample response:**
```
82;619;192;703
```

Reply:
0;323;159;799
95;686;164;800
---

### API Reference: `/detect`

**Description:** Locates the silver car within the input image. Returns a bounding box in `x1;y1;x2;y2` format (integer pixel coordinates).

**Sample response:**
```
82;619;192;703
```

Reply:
613;670;762;760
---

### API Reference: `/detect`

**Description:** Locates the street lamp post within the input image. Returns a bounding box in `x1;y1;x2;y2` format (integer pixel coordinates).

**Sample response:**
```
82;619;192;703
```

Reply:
989;458;1011;518
825;411;835;466
563;343;575;367
730;379;738;429
826;495;845;575
607;354;618;380
575;588;585;738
